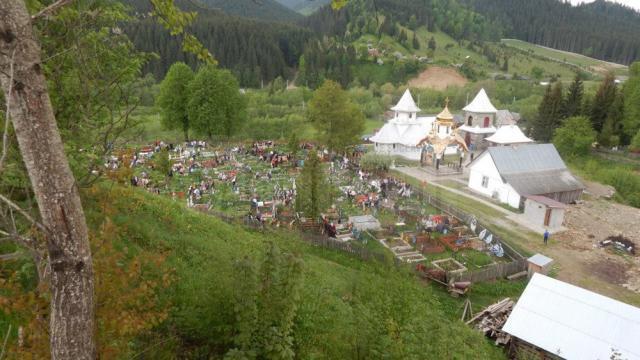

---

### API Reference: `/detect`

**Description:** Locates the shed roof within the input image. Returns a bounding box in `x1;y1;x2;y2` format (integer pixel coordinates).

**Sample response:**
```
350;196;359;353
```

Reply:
526;195;567;208
527;253;553;267
391;89;421;113
463;88;498;113
503;273;640;360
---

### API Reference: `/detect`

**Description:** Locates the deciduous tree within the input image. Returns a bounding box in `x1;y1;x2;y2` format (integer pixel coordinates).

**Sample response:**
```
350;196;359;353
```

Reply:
307;80;364;152
187;65;247;139
553;116;596;157
157;62;194;140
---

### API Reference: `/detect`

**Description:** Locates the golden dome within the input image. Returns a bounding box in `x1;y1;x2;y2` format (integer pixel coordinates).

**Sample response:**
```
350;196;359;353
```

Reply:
436;98;454;123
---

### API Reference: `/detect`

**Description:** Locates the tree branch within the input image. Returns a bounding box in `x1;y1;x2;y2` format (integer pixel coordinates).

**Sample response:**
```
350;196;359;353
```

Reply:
31;0;74;21
0;48;15;175
0;194;48;235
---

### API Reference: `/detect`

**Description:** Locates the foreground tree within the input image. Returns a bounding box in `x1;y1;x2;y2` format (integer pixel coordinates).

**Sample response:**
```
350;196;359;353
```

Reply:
0;1;95;357
188;65;247;139
295;152;331;219
157;62;194;140
553;116;596;157
307;80;364;152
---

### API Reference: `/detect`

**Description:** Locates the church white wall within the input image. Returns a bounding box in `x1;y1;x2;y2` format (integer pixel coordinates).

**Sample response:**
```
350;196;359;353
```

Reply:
468;153;522;208
374;143;421;160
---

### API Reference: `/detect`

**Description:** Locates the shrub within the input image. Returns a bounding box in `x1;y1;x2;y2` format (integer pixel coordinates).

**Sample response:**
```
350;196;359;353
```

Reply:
360;153;393;172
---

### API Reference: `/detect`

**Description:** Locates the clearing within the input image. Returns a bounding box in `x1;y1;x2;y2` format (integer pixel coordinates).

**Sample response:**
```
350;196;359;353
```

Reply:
407;66;468;90
502;38;629;77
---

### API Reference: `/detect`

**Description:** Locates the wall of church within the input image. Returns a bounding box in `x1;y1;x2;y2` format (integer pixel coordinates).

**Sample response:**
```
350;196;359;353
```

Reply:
464;111;496;128
374;143;422;160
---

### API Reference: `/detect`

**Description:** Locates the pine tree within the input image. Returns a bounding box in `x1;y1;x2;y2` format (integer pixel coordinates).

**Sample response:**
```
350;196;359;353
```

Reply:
428;36;437;51
590;72;617;133
531;82;564;142
295;152;331;219
408;15;417;30
412;33;420;49
622;62;640;144
563;74;584;119
599;92;624;147
501;56;509;72
399;29;407;43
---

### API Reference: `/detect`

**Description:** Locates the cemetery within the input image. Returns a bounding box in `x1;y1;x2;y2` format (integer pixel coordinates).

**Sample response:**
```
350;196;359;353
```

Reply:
111;138;526;288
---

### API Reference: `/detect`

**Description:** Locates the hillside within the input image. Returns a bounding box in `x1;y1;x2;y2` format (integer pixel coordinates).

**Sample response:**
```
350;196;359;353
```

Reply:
123;1;312;86
275;0;332;14
197;0;302;22
73;186;509;357
463;0;640;65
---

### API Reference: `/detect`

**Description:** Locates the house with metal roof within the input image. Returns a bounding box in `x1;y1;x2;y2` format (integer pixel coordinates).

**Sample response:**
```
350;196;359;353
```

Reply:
467;143;584;208
503;273;640;360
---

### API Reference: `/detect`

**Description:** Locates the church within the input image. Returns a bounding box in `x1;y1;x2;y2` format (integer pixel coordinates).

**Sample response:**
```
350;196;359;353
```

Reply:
370;89;465;161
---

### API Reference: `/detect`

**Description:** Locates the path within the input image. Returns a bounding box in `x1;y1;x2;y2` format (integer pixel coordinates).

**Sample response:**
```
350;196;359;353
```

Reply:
395;167;511;216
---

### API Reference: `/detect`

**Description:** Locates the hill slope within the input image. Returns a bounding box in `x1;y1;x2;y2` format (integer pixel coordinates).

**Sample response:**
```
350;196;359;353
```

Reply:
197;0;303;22
81;185;506;358
463;0;640;65
275;0;332;14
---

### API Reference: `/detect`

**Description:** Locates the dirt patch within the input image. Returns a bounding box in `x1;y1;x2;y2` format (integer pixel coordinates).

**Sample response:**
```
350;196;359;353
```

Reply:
590;258;629;285
407;66;468;90
581;179;616;200
551;199;640;296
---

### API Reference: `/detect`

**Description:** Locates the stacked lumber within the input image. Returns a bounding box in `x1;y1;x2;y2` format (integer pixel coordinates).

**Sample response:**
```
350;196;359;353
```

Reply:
465;298;514;346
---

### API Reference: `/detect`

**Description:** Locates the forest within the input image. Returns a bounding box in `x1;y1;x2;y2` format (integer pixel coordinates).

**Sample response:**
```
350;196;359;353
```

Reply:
462;0;640;65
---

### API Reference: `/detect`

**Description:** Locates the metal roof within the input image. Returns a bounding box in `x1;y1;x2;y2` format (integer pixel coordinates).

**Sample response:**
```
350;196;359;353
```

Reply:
484;144;584;195
503;273;640;360
526;195;567;208
488;144;566;174
527;253;553;267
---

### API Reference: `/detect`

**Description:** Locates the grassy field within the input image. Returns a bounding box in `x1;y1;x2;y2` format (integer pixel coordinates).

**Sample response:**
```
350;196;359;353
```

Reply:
502;39;629;77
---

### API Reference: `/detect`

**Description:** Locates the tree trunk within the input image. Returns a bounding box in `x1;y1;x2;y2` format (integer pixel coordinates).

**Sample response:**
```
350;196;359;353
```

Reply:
0;1;96;359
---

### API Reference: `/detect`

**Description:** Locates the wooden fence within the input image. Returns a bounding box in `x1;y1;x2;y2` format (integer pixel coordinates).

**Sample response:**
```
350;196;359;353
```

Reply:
206;178;528;282
448;259;527;283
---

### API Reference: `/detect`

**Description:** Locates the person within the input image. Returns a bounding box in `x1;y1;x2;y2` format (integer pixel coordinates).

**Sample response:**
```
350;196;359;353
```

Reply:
543;229;550;245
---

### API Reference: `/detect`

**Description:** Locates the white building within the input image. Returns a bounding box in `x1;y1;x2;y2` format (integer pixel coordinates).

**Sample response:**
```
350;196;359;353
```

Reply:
503;273;640;360
370;89;436;161
467;144;583;208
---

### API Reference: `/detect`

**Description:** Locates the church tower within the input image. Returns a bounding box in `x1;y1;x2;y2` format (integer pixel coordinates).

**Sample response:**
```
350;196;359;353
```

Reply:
390;89;421;122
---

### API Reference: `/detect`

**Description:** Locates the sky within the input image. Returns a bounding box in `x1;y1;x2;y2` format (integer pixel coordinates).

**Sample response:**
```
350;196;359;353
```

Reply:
567;0;640;10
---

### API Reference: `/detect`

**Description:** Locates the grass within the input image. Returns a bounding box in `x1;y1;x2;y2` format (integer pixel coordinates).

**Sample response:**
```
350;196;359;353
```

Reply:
502;39;629;77
78;184;508;358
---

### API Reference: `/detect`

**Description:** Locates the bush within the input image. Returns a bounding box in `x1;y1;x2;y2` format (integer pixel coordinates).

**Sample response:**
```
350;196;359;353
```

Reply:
631;130;640;152
553;116;596;157
360;153;393;172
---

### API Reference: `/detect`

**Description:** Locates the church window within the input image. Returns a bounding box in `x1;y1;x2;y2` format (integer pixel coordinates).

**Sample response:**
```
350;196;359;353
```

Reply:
483;117;490;127
481;176;489;188
467;116;473;126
